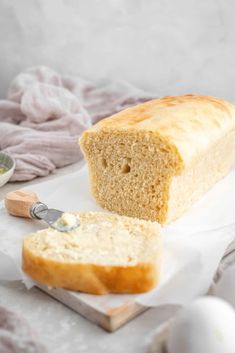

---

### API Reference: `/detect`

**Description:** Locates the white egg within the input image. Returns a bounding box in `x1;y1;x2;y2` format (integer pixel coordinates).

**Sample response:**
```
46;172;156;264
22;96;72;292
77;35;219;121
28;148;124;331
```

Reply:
213;263;235;307
167;297;235;353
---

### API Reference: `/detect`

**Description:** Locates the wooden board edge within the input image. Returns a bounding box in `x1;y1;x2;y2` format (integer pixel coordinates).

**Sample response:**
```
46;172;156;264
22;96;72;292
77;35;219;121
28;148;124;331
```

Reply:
36;284;147;332
108;302;148;331
36;284;112;331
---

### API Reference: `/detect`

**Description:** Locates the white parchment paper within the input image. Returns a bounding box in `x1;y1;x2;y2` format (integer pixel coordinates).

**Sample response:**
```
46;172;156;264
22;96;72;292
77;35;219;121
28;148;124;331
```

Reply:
0;164;235;308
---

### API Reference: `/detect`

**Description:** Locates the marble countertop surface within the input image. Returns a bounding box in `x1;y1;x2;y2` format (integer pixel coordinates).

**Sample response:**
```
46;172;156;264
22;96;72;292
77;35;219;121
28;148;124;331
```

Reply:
0;163;177;353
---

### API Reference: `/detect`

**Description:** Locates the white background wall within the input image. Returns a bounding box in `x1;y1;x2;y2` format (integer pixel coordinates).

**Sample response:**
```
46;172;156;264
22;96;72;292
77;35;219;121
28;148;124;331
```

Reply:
0;0;235;101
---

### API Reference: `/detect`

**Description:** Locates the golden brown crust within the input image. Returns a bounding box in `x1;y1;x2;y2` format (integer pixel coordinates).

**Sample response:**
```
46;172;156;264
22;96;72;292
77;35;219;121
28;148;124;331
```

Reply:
92;94;234;127
82;94;235;166
22;243;161;295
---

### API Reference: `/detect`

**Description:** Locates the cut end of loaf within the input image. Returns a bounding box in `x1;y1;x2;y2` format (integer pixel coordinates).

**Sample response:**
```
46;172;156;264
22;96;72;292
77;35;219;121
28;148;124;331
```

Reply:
22;212;162;294
80;130;182;224
80;94;235;224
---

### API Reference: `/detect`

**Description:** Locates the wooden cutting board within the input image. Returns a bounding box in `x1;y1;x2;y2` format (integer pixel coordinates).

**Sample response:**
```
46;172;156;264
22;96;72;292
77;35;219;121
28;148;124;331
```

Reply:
36;283;147;332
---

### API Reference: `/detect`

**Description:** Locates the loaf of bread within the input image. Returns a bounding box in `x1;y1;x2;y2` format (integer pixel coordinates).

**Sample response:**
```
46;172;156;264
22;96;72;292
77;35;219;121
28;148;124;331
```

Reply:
22;212;162;295
80;94;235;224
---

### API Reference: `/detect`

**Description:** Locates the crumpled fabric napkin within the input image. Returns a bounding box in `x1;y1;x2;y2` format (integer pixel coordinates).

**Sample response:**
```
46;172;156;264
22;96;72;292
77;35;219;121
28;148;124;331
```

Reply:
0;306;47;353
0;66;155;181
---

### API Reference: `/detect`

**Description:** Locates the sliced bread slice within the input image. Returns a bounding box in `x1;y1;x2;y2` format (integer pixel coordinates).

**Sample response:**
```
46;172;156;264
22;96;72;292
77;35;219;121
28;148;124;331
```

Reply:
22;212;162;295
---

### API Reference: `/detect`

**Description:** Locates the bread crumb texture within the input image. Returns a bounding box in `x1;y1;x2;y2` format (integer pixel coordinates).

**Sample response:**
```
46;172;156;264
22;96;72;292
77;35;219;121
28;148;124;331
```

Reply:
80;94;235;224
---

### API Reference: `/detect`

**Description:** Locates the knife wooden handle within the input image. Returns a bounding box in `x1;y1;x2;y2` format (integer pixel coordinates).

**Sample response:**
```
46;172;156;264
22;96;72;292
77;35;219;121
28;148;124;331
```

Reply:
4;189;39;218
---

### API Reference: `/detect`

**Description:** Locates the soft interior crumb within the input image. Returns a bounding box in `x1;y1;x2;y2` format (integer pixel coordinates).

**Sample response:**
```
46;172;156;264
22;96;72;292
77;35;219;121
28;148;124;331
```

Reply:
24;212;161;266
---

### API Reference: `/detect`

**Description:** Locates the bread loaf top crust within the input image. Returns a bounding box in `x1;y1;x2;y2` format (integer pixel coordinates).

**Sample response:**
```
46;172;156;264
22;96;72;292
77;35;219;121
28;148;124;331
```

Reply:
82;94;235;166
